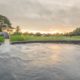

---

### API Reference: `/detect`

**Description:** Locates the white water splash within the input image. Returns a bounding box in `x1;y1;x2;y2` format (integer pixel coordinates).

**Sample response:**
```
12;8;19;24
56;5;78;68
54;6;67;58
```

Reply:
0;39;11;53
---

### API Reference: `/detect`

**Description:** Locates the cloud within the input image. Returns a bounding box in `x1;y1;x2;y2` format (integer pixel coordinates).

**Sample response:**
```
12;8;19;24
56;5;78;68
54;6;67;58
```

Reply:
0;0;80;32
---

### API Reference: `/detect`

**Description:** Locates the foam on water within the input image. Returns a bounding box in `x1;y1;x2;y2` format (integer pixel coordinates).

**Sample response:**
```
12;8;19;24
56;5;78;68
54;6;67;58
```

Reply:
4;39;10;44
0;39;11;53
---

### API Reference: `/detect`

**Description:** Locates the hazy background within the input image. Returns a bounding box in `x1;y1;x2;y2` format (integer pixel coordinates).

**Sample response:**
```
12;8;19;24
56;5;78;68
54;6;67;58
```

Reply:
0;0;80;33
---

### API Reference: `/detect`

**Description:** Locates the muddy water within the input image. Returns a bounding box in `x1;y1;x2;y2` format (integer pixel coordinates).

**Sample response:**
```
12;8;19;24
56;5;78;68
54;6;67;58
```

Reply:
0;43;80;80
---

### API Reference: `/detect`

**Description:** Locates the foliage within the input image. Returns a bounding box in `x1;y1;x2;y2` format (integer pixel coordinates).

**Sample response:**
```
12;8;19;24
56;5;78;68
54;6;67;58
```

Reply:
0;15;11;27
10;34;80;42
35;32;42;36
64;28;80;36
15;26;20;33
71;28;80;36
0;15;12;32
0;36;4;42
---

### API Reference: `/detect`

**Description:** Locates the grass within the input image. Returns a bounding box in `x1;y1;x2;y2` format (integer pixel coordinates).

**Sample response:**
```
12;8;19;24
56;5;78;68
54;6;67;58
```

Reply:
0;36;4;42
10;34;80;42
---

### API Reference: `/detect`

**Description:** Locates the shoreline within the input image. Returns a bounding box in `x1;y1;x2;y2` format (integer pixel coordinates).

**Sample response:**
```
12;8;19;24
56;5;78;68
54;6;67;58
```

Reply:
10;40;80;44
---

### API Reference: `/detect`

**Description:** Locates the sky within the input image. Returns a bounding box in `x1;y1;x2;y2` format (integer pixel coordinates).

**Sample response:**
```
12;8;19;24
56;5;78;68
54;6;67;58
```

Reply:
0;0;80;33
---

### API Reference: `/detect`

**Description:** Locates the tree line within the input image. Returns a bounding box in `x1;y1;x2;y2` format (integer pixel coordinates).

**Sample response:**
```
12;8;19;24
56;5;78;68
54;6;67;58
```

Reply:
0;15;80;36
14;27;80;36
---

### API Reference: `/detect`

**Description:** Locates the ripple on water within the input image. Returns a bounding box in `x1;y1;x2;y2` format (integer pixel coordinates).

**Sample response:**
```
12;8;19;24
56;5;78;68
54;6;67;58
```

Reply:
0;43;80;80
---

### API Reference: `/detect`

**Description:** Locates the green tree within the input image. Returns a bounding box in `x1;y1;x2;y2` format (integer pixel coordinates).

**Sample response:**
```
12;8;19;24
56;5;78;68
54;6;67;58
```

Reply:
14;26;21;35
35;32;42;36
0;22;3;32
0;15;12;32
0;15;11;27
69;27;80;36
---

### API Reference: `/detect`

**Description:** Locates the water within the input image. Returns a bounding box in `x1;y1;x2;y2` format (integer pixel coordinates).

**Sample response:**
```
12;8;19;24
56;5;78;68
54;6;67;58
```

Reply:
0;42;80;80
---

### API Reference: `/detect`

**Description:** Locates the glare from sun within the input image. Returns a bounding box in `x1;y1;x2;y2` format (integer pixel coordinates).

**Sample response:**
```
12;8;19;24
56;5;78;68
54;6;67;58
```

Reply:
21;29;63;34
21;29;27;33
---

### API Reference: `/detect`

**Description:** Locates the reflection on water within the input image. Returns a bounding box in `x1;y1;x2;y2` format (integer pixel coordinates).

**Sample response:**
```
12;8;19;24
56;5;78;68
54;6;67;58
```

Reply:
0;43;80;80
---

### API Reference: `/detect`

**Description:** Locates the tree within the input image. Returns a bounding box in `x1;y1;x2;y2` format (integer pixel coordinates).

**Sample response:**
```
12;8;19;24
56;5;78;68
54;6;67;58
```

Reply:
0;22;3;32
0;15;12;32
0;15;11;27
35;32;42;36
15;26;21;34
69;27;80;36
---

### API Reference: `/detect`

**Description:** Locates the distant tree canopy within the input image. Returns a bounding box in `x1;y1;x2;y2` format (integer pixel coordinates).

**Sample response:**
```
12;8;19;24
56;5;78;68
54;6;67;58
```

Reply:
68;28;80;36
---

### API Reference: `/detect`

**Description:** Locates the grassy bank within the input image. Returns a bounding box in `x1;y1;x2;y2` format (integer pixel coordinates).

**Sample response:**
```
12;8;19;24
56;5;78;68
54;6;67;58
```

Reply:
10;34;80;42
0;36;4;42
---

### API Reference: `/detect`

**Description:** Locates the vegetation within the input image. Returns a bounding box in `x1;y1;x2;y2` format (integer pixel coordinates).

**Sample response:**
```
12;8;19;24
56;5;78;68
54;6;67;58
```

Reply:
15;26;21;34
64;28;80;36
0;15;12;32
0;36;4;42
0;15;11;27
10;27;80;42
10;34;80;42
0;15;80;42
70;28;80;36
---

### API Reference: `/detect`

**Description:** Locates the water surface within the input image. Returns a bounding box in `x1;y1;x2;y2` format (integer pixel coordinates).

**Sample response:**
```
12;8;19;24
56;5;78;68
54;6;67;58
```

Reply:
0;43;80;80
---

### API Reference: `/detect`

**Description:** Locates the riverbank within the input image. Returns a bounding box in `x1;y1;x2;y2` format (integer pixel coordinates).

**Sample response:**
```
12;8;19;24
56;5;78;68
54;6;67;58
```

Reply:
10;40;80;44
10;35;80;44
10;35;80;42
1;35;80;44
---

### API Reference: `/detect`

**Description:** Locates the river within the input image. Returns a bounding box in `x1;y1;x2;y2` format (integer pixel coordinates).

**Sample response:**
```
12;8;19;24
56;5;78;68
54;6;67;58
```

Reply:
0;43;80;80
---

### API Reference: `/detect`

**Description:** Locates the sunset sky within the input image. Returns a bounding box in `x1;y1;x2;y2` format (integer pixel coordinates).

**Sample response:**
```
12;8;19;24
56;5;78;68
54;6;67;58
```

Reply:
0;0;80;33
